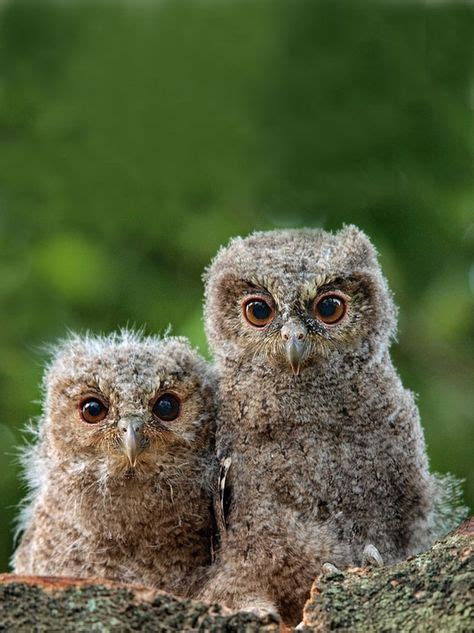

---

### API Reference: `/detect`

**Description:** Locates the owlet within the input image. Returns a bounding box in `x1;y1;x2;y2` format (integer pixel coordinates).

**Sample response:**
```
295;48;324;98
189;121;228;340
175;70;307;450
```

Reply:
200;226;465;625
13;331;216;598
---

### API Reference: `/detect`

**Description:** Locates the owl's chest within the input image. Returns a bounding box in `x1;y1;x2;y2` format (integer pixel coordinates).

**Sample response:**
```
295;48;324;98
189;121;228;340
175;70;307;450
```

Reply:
220;388;401;515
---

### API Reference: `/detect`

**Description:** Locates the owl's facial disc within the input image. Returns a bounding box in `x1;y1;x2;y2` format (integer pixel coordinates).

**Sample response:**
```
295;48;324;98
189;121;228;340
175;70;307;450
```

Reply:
238;284;355;374
117;415;145;468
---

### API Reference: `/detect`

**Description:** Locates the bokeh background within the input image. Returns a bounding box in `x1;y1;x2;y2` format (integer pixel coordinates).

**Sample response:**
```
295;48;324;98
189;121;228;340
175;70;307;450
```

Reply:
0;0;472;570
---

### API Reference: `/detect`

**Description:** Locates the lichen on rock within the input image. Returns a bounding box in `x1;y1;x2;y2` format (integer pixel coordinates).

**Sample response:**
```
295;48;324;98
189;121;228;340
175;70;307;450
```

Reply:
0;575;280;632
0;519;471;632
302;518;473;632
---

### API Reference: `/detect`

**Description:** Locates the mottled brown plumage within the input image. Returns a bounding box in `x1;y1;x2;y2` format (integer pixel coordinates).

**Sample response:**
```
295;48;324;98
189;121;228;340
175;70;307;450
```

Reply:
200;226;465;625
13;331;216;598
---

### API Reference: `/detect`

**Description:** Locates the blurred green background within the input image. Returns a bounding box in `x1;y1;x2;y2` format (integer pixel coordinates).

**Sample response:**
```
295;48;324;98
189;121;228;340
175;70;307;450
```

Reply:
0;0;472;570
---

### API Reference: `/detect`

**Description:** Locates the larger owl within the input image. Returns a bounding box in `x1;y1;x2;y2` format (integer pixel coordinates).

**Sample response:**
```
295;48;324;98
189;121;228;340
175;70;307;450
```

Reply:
13;331;216;598
200;226;465;625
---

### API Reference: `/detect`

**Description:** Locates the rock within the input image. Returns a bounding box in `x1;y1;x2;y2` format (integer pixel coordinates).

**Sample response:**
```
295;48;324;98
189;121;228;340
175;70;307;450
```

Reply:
302;518;473;632
0;520;471;631
0;575;280;632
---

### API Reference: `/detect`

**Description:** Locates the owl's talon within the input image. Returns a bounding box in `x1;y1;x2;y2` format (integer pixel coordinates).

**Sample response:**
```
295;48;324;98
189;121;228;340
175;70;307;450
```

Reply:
362;543;384;567
322;562;342;575
237;596;279;619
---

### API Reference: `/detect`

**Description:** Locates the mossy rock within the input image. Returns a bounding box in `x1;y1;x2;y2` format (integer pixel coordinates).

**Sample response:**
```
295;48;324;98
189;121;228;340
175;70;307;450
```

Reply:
302;518;473;632
0;519;471;632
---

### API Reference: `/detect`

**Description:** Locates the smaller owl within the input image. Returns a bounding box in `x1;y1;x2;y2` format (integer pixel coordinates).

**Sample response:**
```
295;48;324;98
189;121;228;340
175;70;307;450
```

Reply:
13;331;216;598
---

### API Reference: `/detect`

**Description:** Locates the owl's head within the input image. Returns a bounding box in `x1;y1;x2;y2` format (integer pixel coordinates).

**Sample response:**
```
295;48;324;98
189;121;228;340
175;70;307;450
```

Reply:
41;331;215;482
204;226;397;374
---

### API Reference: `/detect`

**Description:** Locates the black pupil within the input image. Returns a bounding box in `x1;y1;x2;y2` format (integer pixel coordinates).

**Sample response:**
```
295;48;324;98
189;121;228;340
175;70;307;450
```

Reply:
85;400;103;417
318;297;340;317
250;300;271;321
154;395;179;421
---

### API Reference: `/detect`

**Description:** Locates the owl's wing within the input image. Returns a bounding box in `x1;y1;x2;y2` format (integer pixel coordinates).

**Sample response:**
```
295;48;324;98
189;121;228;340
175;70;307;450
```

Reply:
211;455;232;558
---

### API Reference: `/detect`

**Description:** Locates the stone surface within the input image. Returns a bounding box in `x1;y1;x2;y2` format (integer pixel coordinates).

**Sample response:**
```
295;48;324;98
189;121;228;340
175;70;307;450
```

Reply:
0;575;280;632
0;519;471;631
302;518;473;632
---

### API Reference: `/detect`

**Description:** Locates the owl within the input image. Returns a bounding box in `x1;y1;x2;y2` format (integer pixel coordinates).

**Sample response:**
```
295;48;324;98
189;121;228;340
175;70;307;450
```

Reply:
199;226;465;626
13;330;216;598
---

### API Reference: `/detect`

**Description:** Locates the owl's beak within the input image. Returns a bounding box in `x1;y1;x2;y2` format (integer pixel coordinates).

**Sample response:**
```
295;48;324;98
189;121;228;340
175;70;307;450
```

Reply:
117;416;145;467
281;322;308;376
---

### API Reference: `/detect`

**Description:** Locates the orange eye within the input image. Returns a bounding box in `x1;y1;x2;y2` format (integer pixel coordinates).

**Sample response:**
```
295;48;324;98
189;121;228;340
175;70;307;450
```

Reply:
313;294;346;325
80;397;108;424
152;393;181;422
243;298;275;327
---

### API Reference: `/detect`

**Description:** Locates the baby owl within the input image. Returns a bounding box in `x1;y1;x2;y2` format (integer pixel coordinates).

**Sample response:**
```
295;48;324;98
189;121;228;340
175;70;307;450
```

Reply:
200;226;464;625
13;331;216;598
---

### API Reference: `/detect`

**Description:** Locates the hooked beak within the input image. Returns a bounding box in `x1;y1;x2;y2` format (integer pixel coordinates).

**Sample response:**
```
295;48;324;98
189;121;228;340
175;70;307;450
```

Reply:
117;416;145;468
287;337;307;376
281;322;308;376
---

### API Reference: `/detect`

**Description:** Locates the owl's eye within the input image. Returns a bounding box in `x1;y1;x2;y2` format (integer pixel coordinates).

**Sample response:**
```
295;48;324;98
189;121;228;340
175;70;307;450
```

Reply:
80;397;108;424
152;393;180;422
243;298;275;327
313;294;347;325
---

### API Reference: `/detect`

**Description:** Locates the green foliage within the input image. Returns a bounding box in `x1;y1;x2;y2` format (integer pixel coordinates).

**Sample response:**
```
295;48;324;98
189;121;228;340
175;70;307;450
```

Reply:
0;0;472;570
